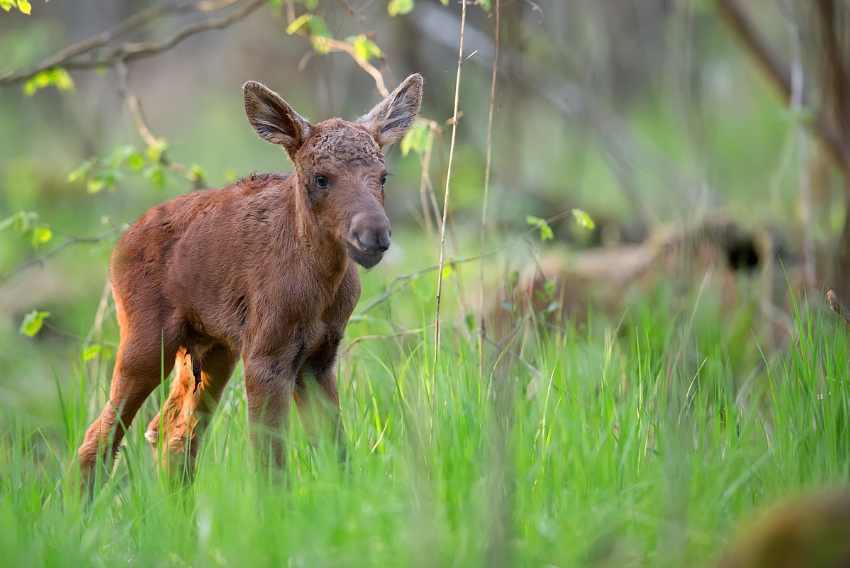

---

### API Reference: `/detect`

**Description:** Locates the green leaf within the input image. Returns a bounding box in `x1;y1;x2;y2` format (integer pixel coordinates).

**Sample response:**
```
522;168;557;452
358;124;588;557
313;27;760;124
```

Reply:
107;144;146;171
311;35;331;54
31;225;52;247
350;34;382;62
464;312;476;331
1;0;31;13
477;0;491;10
145;165;166;189
86;170;118;194
126;151;146;172
286;13;333;53
400;120;432;156
108;145;135;168
571;208;596;231
81;344;101;362
0;215;15;232
67;160;94;183
388;0;413;16
307;16;332;52
23;68;73;95
146;138;168;163
187;164;205;184
286;13;313;34
526;215;554;241
312;19;330;36
19;310;50;337
441;263;454;280
0;211;38;233
86;178;105;194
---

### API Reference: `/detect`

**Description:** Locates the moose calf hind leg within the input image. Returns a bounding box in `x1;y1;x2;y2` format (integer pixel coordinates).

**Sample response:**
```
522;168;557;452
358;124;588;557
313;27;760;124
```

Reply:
78;341;174;492
147;345;236;482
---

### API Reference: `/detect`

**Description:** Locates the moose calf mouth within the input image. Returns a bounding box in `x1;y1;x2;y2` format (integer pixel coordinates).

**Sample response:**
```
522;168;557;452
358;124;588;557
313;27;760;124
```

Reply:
346;241;384;269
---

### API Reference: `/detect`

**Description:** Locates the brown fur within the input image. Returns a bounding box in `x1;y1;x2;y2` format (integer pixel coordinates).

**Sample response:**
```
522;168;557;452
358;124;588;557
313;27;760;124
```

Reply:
77;74;423;486
717;490;850;568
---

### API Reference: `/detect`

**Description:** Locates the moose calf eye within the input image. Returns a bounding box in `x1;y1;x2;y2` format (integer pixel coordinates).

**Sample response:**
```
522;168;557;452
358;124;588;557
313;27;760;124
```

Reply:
380;174;387;186
314;175;329;189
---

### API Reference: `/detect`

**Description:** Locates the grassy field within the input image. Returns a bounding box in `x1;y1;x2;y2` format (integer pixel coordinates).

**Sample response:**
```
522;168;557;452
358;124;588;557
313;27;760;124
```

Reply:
6;3;850;566
2;244;849;567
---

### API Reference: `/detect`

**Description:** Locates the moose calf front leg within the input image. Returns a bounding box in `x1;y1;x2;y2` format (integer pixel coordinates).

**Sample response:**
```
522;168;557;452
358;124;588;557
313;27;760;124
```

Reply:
244;354;297;472
295;338;346;461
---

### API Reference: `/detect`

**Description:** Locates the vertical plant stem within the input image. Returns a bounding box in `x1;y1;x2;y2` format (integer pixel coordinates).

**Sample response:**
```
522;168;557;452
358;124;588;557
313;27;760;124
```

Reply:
433;0;467;374
478;0;501;381
418;125;436;237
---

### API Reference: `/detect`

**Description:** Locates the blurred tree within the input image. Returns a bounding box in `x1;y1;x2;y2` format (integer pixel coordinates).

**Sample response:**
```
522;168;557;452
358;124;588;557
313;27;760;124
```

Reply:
716;0;850;301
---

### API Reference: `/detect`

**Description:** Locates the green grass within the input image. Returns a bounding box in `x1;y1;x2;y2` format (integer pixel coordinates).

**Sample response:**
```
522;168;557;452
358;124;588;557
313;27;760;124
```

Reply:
1;264;849;567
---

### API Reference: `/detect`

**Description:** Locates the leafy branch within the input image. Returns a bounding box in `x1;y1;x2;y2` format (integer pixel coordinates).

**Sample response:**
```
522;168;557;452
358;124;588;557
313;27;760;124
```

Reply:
0;0;266;86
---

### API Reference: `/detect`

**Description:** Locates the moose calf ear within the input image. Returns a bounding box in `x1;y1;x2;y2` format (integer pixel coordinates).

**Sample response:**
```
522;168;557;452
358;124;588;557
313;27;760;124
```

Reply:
243;81;312;158
357;73;423;147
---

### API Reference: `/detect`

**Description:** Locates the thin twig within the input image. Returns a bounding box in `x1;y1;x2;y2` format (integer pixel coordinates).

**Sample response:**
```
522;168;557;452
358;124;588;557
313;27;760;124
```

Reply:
84;278;114;348
418;122;439;236
0;0;264;86
433;0;468;371
114;61;205;188
359;252;496;315
478;0;500;380
115;62;159;148
312;37;389;97
1;229;118;283
341;327;430;357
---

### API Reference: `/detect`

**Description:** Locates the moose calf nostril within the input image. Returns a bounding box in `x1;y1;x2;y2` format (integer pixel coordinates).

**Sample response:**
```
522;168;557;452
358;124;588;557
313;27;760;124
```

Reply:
349;213;391;254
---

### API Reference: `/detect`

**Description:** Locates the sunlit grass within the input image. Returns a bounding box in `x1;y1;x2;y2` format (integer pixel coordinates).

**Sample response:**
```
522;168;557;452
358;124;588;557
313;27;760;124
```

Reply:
1;281;848;566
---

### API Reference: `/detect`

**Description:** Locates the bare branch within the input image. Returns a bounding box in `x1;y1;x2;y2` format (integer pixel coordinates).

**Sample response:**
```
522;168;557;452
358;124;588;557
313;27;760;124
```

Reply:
410;2;657;228
1;229;118;283
312;37;389;97
114;62;160;149
114;61;205;188
715;0;850;178
0;0;264;86
814;0;850;139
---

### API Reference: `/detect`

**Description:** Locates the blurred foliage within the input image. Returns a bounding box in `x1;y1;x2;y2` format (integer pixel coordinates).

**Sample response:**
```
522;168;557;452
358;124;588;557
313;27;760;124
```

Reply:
0;0;31;15
0;0;838;499
18;309;48;337
22;68;73;96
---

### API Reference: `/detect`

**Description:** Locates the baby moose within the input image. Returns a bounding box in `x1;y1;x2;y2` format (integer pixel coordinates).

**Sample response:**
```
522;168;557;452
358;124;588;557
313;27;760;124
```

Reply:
77;74;423;487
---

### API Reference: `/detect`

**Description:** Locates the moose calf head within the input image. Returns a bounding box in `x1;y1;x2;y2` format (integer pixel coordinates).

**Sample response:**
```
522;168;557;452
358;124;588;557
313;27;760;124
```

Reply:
243;74;423;268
